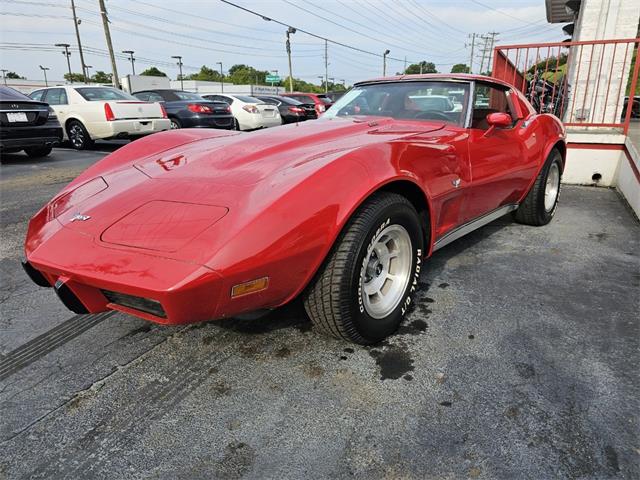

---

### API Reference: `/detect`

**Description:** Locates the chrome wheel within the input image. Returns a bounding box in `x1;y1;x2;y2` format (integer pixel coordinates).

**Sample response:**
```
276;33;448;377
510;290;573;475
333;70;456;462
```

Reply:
360;224;413;319
170;119;180;129
69;124;85;149
544;163;560;212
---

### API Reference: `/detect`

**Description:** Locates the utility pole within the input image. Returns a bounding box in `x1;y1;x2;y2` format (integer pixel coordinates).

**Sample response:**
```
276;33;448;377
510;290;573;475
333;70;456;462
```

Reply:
383;49;390;76
286;27;296;93
478;32;498;75
70;0;87;83
324;39;328;94
55;43;72;81
404;56;407;74
85;65;92;81
98;0;120;88
122;50;135;75
467;33;477;74
217;61;223;93
0;69;7;85
486;31;498;74
172;56;184;90
39;65;49;86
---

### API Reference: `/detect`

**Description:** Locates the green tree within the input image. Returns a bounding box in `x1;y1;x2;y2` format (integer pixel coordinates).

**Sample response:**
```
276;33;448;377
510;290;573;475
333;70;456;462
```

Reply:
401;61;437;75
91;71;112;83
64;72;86;82
187;65;222;82
5;71;25;79
451;63;470;73
140;67;167;77
227;64;271;85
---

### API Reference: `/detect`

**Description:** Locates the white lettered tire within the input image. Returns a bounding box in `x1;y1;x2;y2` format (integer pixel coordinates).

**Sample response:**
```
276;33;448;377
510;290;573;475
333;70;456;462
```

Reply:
303;192;425;344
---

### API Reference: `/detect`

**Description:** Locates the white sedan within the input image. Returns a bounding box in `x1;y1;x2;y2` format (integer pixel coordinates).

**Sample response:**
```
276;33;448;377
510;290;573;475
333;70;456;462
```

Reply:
29;86;171;149
203;94;282;131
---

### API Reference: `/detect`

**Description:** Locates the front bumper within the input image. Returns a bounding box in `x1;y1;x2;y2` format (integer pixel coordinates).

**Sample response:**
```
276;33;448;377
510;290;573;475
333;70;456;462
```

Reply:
24;220;224;324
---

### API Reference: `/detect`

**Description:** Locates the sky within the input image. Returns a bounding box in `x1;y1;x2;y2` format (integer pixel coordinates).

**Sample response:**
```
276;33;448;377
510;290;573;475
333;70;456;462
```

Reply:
0;0;564;85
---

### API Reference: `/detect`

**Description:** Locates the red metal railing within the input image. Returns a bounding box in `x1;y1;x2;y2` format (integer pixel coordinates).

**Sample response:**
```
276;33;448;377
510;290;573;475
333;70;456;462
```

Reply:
492;38;640;134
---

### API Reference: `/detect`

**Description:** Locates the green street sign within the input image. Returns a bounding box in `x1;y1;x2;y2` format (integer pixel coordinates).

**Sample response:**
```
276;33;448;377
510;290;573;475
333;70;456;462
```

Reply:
265;75;281;83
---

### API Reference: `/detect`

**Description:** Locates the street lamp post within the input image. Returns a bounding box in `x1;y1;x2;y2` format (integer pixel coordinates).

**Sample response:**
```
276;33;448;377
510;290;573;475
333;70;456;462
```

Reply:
0;69;7;85
285;27;296;93
55;43;72;82
172;55;184;91
216;61;223;93
317;75;324;91
39;65;50;86
383;49;390;77
85;65;93;81
122;50;135;75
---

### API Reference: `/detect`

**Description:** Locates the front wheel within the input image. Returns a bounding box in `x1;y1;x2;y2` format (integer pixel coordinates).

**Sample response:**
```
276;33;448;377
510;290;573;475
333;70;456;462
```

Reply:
514;149;563;226
303;192;425;344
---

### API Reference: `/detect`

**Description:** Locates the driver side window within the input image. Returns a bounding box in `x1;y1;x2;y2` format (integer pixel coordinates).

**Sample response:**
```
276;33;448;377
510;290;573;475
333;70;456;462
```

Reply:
472;84;515;130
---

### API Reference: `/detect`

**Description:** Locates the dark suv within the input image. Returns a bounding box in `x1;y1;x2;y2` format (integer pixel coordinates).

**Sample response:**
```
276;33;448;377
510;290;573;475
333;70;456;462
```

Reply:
0;86;63;158
133;89;234;130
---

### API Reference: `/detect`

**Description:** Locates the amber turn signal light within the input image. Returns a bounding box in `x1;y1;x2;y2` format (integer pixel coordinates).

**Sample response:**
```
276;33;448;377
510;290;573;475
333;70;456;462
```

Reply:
231;277;269;298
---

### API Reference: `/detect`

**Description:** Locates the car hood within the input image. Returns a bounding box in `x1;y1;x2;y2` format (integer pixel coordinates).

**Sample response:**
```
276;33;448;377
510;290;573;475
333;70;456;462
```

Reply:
133;117;444;186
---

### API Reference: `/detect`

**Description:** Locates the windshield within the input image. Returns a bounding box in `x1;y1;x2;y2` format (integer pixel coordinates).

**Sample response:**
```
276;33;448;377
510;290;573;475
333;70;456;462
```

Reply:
76;87;138;101
317;95;332;104
173;91;205;101
323;81;470;126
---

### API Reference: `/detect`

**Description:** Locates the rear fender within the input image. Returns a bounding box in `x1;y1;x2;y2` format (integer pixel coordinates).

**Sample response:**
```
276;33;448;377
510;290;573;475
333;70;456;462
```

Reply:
518;114;566;203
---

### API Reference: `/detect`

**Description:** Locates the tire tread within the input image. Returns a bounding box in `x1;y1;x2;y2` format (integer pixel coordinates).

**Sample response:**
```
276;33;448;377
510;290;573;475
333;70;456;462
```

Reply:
303;192;415;344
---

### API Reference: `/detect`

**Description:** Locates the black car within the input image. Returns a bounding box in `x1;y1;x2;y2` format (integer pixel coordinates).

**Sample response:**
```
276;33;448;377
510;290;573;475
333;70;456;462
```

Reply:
0;86;63;158
132;89;234;130
254;95;308;124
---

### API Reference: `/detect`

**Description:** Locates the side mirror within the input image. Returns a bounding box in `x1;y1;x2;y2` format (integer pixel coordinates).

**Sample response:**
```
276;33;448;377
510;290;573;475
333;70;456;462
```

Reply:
486;112;512;127
483;112;512;137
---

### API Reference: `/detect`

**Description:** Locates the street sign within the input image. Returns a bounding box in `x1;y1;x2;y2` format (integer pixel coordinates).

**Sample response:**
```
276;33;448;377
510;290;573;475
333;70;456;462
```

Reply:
265;75;281;83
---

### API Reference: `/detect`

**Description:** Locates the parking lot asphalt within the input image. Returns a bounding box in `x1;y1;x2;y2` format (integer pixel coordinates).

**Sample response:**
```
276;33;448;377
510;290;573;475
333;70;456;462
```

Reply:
1;146;639;479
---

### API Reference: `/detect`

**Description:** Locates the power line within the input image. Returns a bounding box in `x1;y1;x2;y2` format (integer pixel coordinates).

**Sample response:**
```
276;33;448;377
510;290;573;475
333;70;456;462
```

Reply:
218;0;414;63
469;0;543;26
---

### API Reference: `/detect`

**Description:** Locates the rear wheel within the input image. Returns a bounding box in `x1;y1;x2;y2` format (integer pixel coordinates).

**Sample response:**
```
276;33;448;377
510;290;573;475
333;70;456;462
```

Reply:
66;120;93;150
24;146;53;158
169;118;181;129
303;192;424;344
514;149;562;226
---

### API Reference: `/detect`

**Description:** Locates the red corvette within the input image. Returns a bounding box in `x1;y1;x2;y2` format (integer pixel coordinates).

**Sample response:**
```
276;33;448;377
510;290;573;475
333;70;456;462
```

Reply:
23;74;565;344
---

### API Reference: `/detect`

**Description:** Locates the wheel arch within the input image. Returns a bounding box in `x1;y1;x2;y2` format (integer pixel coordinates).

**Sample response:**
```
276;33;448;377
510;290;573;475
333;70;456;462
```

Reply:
280;176;433;308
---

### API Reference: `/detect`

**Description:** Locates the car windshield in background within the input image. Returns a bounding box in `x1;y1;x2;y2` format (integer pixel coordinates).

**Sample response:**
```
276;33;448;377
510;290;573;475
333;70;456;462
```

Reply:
323;81;470;126
234;95;262;103
290;95;315;104
76;87;138;101
173;91;205;101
